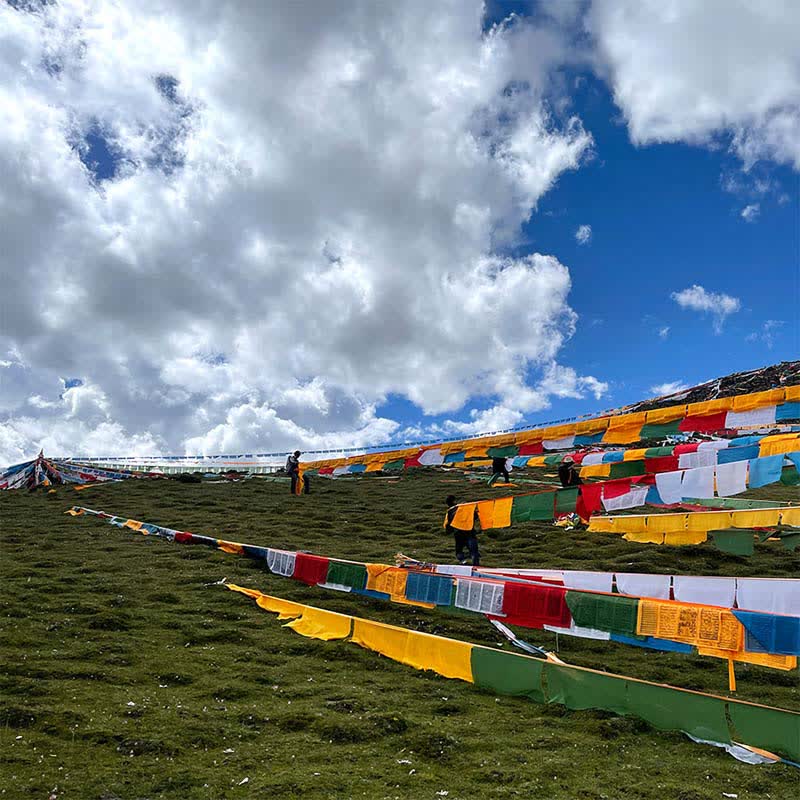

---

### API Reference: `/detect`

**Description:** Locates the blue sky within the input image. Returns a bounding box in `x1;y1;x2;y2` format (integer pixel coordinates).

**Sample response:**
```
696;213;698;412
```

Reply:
1;0;798;463
376;66;799;436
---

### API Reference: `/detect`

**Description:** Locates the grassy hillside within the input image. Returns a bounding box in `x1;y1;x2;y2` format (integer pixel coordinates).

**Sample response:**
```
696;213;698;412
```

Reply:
1;470;798;799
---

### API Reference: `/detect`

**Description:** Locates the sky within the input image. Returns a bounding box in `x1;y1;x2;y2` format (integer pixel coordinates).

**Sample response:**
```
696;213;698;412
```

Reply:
0;0;798;466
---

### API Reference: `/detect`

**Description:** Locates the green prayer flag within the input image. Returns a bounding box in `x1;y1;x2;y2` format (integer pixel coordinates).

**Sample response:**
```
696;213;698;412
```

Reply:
709;529;754;556
643;446;675;457
639;420;682;439
382;459;405;472
487;445;519;459
471;647;545;703
325;561;368;590
727;701;800;762
544;664;628;715
511;492;555;523
554;487;579;515
566;592;639;636
609;460;646;479
626;682;731;744
778;531;800;551
543;454;562;466
780;465;800;486
684;497;779;510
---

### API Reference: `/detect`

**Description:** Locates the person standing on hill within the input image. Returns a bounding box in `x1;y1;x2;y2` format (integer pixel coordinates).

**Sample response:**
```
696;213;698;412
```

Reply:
286;450;306;495
558;456;582;488
445;495;480;566
488;456;511;486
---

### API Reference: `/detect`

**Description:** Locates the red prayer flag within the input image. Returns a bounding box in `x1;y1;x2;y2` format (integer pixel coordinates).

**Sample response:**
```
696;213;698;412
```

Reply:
602;479;632;500
293;553;330;585
678;411;727;433
491;582;571;629
518;442;544;456
673;442;700;455
576;482;604;520
404;450;424;468
644;455;680;473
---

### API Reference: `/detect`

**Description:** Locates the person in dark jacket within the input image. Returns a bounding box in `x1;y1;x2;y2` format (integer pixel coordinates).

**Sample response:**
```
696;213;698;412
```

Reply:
488;456;511;486
286;450;309;495
445;495;480;566
557;456;582;487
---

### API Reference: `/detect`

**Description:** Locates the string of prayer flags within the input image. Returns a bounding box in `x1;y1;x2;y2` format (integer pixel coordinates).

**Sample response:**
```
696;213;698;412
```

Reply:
228;586;800;764
296;385;800;478
70;506;800;670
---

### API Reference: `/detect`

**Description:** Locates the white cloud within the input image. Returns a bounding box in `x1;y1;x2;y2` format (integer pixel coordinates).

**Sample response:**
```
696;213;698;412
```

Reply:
741;203;760;222
650;381;689;398
587;0;800;169
658;326;670;339
441;361;608;437
575;223;592;244
0;1;600;466
746;319;784;349
671;284;742;333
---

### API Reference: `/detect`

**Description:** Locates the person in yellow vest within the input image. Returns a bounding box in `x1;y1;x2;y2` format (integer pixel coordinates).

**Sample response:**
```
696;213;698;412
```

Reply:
445;495;480;566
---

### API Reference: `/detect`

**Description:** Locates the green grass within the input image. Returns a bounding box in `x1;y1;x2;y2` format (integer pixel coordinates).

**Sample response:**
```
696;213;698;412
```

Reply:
1;469;798;799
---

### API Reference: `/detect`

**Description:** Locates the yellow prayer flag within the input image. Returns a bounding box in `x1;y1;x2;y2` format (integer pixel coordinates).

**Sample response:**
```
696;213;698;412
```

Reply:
686;511;732;532
440;442;466;456
257;596;306;620
351;620;473;682
758;435;800;457
779;508;800;527
623;448;649;462
663;530;708;546
227;583;263;600
623;531;665;544
464;447;488;459
403;629;474;682
513;430;543;445
493;496;513;528
587;516;616;533
352;618;409;662
541;423;577;440
687;397;733;416
646;513;688;533
637;600;742;650
366;563;398;591
284;608;353;641
580;463;611;478
575;417;609;434
226;585;305;620
451;503;476;531
730;509;782;529
476;501;494;531
612;515;648;534
732;388;785;411
612;411;647;428
697;646;797;671
123;520;143;531
784;385;800;402
602;424;644;445
644;405;686;424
